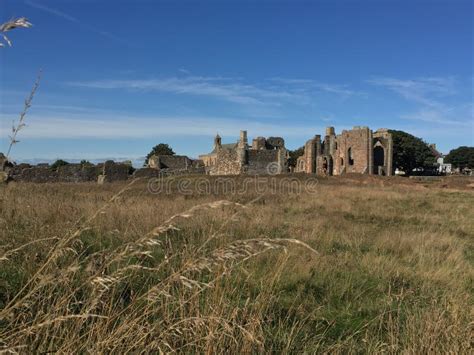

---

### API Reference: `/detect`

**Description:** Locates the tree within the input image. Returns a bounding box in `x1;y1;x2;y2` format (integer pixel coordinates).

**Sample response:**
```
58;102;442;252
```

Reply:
445;146;474;169
145;143;175;166
80;160;93;167
51;159;69;171
287;146;305;168
388;130;436;175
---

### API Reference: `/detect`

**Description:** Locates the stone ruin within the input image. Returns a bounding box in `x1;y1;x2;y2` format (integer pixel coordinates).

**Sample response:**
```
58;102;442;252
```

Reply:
0;154;205;184
0;126;395;183
0;153;9;183
0;153;7;171
199;130;288;175
0;158;133;184
97;160;132;184
296;126;393;176
147;154;205;174
148;155;192;170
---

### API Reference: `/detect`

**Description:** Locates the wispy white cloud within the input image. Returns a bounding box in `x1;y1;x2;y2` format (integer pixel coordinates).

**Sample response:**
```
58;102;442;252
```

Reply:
367;76;473;131
25;0;121;42
178;68;191;74
401;108;472;127
68;76;311;106
269;77;360;97
0;111;326;139
367;76;457;108
68;76;361;106
313;83;358;97
25;0;80;23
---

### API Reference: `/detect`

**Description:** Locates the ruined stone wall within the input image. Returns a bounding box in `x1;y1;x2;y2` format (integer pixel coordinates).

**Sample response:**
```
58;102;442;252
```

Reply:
8;164;100;183
295;135;320;174
328;135;337;157
9;165;60;183
310;133;338;176
280;126;395;177
132;168;162;178
296;156;305;172
149;155;193;170
200;132;288;175
296;126;393;176
4;160;205;182
373;129;393;176
304;137;317;173
303;139;314;173
58;164;98;182
187;166;206;174
266;137;285;149
277;148;288;174
98;161;131;183
199;153;217;167
209;149;242;175
252;137;266;150
316;155;335;176
334;127;372;175
247;149;279;174
0;153;7;171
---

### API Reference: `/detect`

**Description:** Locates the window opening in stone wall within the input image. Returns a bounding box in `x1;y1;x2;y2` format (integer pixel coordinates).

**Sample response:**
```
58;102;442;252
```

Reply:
348;147;354;165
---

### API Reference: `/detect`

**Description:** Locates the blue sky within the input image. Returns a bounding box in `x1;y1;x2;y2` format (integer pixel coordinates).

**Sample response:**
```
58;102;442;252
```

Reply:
1;0;473;164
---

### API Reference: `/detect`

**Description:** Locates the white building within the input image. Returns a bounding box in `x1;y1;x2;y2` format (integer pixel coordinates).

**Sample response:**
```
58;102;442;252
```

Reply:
437;156;452;174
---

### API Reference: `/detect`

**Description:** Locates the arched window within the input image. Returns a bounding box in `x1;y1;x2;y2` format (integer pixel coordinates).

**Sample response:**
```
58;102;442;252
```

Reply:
348;148;354;165
340;157;344;166
373;146;385;174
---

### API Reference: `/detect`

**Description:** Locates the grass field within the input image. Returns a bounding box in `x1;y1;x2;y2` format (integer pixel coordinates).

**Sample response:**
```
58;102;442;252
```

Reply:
0;175;473;353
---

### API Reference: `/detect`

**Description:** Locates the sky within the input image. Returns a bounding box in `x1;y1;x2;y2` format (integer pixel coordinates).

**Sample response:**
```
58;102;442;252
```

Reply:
1;0;473;165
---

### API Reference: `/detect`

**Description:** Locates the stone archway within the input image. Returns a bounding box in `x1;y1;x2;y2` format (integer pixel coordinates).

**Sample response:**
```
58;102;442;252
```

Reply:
374;145;385;175
323;156;333;176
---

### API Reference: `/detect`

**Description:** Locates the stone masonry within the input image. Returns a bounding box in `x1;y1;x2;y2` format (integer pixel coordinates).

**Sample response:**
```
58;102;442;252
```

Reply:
3;160;133;183
148;155;193;171
296;126;393;176
0;126;392;182
199;131;288;175
148;154;205;174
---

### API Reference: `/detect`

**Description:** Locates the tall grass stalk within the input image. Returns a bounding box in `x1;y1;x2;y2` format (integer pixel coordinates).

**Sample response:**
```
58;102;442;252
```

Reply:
6;71;42;161
0;17;32;47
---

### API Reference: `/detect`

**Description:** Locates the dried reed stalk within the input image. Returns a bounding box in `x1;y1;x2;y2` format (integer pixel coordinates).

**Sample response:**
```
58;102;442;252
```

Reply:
0;17;32;47
0;237;59;262
6;70;42;160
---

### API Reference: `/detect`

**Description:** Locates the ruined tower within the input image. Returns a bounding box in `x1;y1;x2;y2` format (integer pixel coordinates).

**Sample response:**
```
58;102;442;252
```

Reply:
199;130;288;175
213;133;222;151
296;126;393;176
237;130;248;170
252;136;266;150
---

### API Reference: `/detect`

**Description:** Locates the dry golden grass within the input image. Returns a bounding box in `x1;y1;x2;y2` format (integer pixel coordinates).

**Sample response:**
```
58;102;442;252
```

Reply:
0;175;473;353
